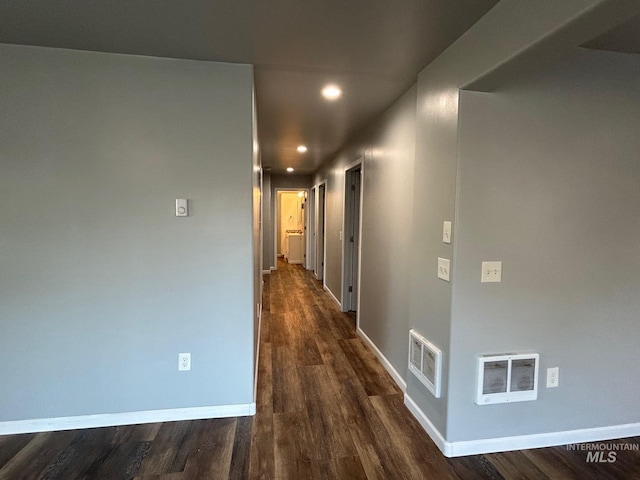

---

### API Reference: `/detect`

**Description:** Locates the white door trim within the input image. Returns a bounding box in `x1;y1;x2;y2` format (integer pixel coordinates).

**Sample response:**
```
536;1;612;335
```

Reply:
341;158;364;323
308;186;316;272
273;187;309;270
315;180;328;284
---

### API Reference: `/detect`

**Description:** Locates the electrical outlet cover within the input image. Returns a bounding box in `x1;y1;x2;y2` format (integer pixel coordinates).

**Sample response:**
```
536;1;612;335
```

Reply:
178;353;191;371
547;367;559;388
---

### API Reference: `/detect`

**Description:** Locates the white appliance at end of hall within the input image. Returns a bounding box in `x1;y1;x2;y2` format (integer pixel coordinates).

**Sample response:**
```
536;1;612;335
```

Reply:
286;231;304;264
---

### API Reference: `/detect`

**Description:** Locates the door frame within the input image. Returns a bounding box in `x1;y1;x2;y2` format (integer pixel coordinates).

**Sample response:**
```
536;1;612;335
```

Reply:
341;158;364;316
307;186;316;272
315;180;327;282
273;187;309;270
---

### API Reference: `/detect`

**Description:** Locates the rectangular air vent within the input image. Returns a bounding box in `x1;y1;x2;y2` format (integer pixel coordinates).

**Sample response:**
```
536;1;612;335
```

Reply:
409;330;442;398
476;353;539;405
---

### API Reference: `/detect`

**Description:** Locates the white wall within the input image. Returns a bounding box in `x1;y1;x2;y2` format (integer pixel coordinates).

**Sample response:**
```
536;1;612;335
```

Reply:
0;44;256;424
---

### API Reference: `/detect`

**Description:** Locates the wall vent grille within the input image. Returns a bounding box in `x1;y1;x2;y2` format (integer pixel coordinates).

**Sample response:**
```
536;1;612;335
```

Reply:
408;330;442;398
476;353;539;405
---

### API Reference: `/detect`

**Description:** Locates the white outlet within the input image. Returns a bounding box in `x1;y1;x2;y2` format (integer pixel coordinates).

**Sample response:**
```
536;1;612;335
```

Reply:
178;353;191;371
437;258;450;282
547;367;559;388
481;261;502;283
443;221;452;244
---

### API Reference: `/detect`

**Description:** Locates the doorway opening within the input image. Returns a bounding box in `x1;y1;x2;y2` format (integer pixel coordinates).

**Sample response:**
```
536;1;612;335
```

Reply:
274;189;308;268
316;182;327;282
342;161;363;314
308;187;316;272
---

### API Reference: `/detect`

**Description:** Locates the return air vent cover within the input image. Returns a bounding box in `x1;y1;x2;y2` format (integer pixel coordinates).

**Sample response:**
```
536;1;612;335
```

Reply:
409;330;442;398
476;353;539;405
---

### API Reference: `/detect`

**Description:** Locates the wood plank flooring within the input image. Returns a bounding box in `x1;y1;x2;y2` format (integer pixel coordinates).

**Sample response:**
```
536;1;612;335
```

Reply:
1;259;639;479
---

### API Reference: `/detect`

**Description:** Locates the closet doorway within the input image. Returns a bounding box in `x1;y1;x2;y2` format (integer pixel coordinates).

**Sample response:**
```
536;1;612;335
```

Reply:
316;182;326;281
342;162;362;313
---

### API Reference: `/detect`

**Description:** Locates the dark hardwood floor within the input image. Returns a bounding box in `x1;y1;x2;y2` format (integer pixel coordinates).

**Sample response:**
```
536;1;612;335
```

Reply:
1;259;639;479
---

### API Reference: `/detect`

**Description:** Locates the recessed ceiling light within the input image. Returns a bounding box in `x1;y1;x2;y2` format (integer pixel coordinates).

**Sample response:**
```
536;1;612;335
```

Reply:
322;84;342;100
296;145;308;153
287;167;294;172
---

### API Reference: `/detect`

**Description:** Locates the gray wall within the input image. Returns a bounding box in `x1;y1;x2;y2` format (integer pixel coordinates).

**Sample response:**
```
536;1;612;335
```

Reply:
407;0;640;442
313;86;416;377
262;172;272;271
0;44;256;421
317;167;345;301
271;174;312;190
252;92;262;379
449;48;640;441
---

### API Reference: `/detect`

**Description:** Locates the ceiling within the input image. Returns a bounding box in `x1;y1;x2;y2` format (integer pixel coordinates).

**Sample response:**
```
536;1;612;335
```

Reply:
581;13;640;55
0;0;500;174
3;2;637;175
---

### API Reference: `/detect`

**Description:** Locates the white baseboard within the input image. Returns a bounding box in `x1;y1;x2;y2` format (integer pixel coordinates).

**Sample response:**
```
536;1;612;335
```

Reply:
262;269;271;275
404;392;640;457
404;394;449;454
357;327;406;392
0;403;256;436
323;285;341;309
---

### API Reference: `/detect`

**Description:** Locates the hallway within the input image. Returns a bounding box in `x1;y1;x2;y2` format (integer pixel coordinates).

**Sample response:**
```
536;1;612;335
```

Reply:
0;260;639;478
250;259;462;478
253;260;640;479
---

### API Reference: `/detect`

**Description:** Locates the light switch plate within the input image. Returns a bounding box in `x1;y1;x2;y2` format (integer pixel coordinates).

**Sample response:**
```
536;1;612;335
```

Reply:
176;199;188;217
443;221;452;244
547;367;559;388
437;258;450;282
481;261;502;283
